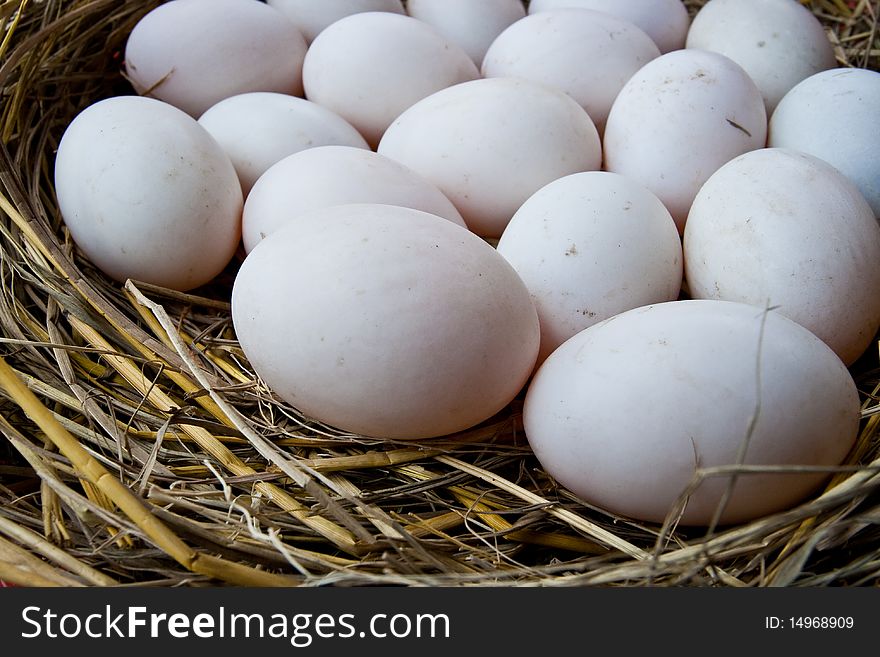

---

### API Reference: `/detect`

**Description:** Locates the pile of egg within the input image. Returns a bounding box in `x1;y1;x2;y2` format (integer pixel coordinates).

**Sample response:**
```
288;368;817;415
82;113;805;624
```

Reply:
54;0;880;526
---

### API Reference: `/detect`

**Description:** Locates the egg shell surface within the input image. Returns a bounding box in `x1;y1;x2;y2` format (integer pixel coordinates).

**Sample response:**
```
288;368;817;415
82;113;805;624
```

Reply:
683;148;880;366
124;0;307;118
378;77;602;238
302;12;479;147
53;96;242;291
603;48;767;232
528;0;690;54
406;0;526;67
198;92;369;196
242;145;466;253
524;299;860;526
232;204;540;439
769;68;880;218
267;0;405;42
686;0;837;114
482;8;661;135
497;172;682;365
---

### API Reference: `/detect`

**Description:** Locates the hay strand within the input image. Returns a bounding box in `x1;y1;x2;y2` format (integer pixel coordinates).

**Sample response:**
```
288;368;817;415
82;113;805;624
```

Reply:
0;355;300;586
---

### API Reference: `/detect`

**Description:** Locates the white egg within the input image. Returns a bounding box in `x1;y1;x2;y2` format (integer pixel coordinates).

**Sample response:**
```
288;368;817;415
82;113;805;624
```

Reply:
769;68;880;217
603;49;767;232
197;92;369;196
406;0;526;67
686;0;837;114
378;78;602;238
266;0;405;42
242;146;466;253
302;12;479;147
54;96;242;291
684;148;880;366
232;204;540;439
482;9;660;135
124;0;307;118
524;300;860;526
497;172;682;365
528;0;690;54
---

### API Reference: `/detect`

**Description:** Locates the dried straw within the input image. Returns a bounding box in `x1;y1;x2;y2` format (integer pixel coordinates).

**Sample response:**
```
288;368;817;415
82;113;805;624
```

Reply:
0;0;878;587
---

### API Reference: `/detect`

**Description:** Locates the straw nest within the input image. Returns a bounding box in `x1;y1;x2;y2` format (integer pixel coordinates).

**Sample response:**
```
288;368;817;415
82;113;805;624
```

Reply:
0;0;878;588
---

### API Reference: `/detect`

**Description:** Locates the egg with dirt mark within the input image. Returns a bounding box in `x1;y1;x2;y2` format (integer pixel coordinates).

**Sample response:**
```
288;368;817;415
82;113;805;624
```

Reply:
686;0;837;114
497;171;682;366
603;48;767;233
